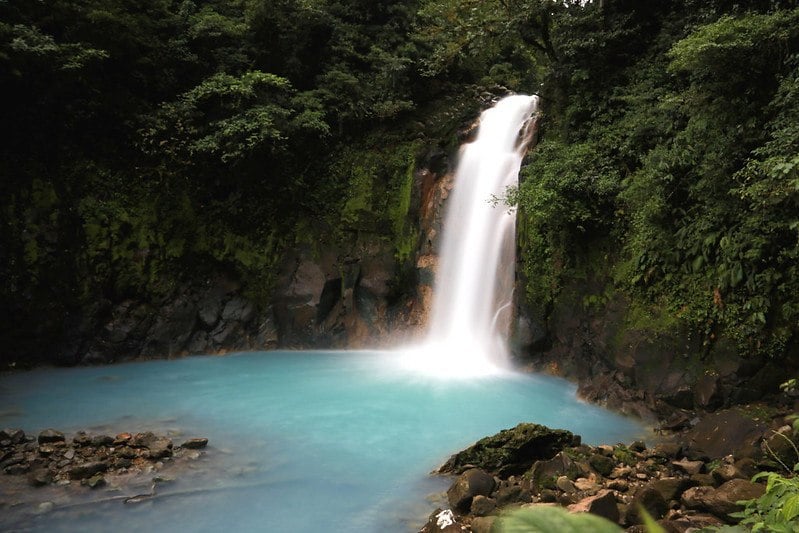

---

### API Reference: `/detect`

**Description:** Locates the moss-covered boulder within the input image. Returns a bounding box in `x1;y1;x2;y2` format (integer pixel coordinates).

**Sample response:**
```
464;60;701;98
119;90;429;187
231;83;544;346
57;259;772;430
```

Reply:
438;423;578;477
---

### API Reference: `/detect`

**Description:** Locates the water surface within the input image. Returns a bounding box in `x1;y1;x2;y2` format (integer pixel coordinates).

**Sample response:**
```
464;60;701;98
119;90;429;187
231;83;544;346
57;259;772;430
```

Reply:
0;351;646;532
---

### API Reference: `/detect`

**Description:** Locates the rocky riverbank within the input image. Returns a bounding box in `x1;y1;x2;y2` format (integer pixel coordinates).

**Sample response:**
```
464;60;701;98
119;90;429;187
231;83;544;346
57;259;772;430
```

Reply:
0;428;210;525
419;403;799;533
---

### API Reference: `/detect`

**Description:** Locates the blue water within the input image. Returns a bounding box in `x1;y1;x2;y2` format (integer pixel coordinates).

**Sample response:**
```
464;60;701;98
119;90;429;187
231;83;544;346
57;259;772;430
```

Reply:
0;351;646;532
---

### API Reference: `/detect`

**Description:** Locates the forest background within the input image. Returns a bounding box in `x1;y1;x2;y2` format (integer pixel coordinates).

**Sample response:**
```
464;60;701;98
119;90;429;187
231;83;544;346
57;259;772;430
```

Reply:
1;0;798;369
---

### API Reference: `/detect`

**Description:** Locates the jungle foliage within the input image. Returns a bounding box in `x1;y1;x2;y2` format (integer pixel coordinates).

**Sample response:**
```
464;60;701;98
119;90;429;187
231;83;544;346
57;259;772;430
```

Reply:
2;0;798;364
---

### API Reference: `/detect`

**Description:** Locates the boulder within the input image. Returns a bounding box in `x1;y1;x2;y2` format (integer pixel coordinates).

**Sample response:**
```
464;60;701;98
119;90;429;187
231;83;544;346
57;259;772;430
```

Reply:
649;477;693;502
529;452;582;490
684;409;767;459
470;495;497;516
447;469;496;513
672;458;704;475
38;429;65;445
568;489;619;523
681;478;765;521
0;428;25;444
589;453;615;477
439;423;577;477
625;486;668;525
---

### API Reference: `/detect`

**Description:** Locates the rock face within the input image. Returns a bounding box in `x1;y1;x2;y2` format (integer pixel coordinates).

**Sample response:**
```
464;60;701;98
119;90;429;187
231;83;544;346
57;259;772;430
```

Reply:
438;423;578;477
518;276;799;420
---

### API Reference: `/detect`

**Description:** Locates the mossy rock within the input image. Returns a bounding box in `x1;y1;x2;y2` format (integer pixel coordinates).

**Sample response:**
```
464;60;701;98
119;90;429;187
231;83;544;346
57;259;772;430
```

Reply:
438;423;578;477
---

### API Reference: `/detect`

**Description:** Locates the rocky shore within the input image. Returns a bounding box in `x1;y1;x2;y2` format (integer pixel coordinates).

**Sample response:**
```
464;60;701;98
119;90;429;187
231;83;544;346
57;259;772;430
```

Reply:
419;404;799;533
0;428;209;523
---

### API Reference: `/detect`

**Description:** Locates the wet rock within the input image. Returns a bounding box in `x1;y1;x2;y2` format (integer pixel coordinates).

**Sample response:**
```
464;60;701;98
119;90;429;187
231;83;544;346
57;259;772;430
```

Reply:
0;428;26;444
684;409;768;459
69;461;108;480
28;467;53;486
650;477;693;502
556;476;576;493
439;423;577;477
528;452;582;490
626;486;668;525
761;425;798;468
84;474;106;488
90;435;114;447
180;438;208;449
130;432;173;459
568;489;619;523
672;458;704;475
38;429;65;445
589;453;615;477
608;479;629;492
470;495;497;516
712;463;747;484
5;462;30;475
681;478;765;521
447;469;496;513
650;442;682;459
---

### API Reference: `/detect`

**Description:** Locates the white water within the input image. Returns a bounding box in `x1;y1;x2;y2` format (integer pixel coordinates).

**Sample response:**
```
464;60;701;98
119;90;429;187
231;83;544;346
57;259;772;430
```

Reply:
402;95;539;377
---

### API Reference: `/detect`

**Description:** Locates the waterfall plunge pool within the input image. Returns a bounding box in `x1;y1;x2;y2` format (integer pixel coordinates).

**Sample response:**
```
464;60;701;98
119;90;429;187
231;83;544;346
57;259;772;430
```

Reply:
0;351;647;532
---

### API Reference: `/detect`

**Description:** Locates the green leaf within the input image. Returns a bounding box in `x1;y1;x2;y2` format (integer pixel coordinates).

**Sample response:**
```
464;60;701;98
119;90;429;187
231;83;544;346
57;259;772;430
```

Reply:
499;506;623;533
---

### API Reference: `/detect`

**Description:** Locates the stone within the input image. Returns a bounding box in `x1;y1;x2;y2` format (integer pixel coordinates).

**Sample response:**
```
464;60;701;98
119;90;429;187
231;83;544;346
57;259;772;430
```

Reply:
447;469;496;513
568;489;619;523
5;463;30;475
69;461;109;480
38;429;65;445
761;425;798;467
650;477;693;502
626;486;668;525
36;502;54;514
712;463;747;484
650;442;682;459
0;428;25;444
470;495;497;516
438;423;577;477
681;479;765;520
574;477;601;493
85;474;106;488
608;479;629;492
493;484;527;506
180;438;208;449
130;432;173;458
589;453;616;477
630;441;647;453
609;465;632;479
672;458;704;475
684;409;768;459
90;435;114;447
556;475;576;493
28;468;53;486
72;432;92;446
528;452;582;490
694;374;721;409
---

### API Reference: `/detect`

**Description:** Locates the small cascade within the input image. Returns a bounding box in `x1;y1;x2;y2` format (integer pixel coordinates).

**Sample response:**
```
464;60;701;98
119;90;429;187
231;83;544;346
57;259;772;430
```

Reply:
401;94;539;377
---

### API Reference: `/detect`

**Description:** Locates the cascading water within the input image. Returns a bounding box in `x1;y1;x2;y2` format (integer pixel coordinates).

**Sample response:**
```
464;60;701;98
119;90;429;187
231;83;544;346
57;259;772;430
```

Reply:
401;94;539;377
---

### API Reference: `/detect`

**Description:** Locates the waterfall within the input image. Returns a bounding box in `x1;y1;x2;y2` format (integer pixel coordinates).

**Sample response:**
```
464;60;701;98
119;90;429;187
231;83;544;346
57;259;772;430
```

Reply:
401;94;539;377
